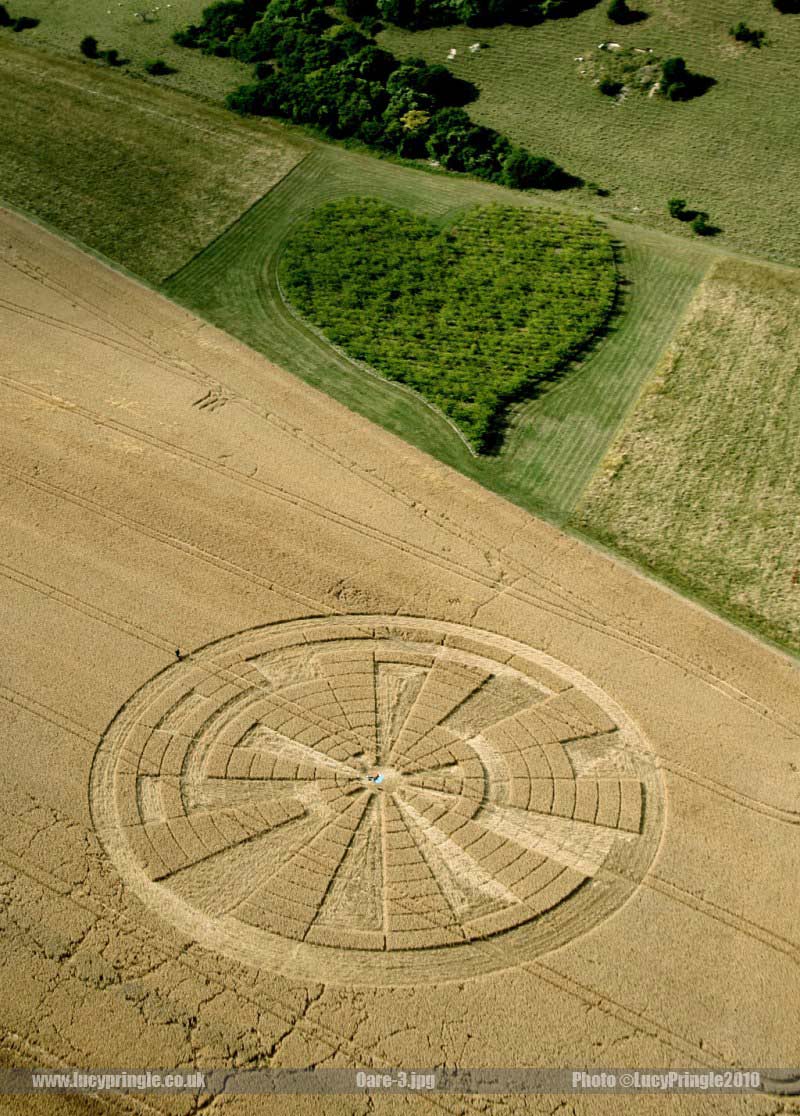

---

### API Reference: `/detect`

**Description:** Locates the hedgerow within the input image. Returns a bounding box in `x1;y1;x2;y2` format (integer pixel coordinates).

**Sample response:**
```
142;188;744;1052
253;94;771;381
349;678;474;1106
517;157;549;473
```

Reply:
173;0;579;191
279;200;617;451
355;0;599;28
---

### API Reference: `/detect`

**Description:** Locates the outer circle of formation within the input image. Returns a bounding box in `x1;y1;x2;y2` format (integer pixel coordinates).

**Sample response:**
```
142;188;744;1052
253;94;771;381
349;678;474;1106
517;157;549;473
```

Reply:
90;616;664;985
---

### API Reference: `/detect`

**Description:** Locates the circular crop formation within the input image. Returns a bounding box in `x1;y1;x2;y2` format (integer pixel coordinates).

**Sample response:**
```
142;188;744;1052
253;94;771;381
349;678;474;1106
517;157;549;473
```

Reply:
279;201;617;452
91;617;663;984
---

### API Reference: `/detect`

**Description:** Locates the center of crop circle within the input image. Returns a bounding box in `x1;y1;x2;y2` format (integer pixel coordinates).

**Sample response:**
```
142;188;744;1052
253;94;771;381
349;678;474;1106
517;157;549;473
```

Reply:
366;767;401;791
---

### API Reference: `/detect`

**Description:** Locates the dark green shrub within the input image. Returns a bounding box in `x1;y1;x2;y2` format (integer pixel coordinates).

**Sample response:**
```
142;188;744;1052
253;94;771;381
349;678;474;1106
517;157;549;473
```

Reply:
731;22;765;46
608;0;647;23
668;197;687;219
80;34;99;57
225;80;275;114
12;15;39;30
360;15;383;33
0;5;12;26
773;0;800;12
502;148;564;189
662;57;687;85
376;0;598;28
144;58;175;75
342;0;378;16
102;47;120;65
598;77;623;96
172;25;202;47
661;57;715;101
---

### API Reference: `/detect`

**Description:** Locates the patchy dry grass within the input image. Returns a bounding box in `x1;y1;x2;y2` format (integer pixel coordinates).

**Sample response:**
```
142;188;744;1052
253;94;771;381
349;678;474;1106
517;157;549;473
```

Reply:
0;43;306;281
573;257;800;652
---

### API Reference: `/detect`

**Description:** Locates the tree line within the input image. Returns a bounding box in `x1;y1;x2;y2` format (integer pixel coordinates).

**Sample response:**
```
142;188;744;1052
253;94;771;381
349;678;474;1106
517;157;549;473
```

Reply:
173;0;580;191
342;0;599;29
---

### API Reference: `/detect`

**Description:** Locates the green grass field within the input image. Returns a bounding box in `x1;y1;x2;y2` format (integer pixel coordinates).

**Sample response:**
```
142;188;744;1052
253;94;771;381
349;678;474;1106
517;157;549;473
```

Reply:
165;143;709;520
13;1;800;268
0;42;305;281
379;0;800;267
0;0;250;102
573;256;800;653
280;200;617;451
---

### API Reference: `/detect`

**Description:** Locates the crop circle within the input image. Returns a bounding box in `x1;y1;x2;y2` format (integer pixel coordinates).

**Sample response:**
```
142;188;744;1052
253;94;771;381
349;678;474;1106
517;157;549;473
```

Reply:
91;616;663;984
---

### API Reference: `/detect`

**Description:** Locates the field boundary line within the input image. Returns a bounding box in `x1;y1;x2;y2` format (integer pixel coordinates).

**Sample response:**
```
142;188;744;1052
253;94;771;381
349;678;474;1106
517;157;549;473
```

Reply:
4;366;798;747
4;366;798;757
161;151;314;287
567;254;715;515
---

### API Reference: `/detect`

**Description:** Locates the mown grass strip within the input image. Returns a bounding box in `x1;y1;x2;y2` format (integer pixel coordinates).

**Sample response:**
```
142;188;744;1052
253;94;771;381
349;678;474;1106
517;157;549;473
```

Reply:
165;143;709;521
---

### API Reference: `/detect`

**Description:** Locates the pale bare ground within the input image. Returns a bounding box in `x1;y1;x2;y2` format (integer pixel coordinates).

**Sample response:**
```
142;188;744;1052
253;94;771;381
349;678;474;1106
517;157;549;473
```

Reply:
0;208;798;1116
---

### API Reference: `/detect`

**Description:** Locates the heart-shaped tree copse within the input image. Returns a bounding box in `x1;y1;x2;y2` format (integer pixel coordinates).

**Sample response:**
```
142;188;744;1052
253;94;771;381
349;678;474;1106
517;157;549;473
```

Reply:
279;201;617;452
